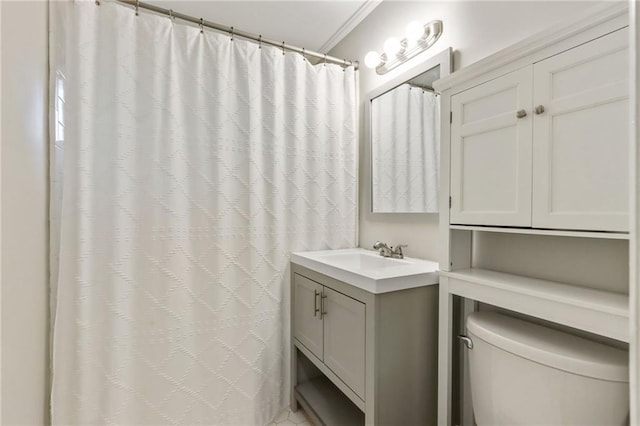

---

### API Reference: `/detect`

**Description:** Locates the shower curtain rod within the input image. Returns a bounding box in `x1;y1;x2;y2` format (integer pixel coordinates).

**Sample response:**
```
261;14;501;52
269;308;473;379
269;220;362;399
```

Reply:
114;0;359;70
406;83;435;92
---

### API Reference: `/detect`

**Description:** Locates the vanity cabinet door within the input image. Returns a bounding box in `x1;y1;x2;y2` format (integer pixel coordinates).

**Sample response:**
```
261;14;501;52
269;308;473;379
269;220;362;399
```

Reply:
322;287;366;400
532;28;629;232
293;274;324;360
450;66;534;226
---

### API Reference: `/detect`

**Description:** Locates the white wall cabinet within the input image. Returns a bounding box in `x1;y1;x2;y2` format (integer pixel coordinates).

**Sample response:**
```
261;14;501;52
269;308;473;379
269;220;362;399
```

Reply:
290;263;439;425
450;27;629;232
532;28;629;232
450;67;533;227
435;4;631;425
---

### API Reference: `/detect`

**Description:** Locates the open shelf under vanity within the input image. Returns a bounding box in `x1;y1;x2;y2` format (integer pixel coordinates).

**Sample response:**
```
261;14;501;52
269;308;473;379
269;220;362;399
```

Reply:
294;354;365;426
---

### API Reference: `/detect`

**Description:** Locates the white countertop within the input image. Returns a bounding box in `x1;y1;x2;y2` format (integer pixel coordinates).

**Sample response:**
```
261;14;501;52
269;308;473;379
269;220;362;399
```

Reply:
291;248;439;294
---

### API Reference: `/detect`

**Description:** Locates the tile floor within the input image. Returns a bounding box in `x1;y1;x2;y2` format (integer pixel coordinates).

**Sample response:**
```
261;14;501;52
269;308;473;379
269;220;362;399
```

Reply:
269;406;313;426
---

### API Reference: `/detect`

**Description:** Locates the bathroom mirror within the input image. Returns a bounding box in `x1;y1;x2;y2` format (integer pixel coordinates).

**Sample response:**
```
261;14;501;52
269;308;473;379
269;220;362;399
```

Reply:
366;47;452;213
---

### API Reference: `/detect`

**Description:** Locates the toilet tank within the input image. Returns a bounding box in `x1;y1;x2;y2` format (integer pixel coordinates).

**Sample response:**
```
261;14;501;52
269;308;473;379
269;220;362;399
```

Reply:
466;311;628;426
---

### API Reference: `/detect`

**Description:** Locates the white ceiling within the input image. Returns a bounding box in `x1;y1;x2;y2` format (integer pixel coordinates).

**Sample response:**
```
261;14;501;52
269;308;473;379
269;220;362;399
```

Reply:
146;0;381;53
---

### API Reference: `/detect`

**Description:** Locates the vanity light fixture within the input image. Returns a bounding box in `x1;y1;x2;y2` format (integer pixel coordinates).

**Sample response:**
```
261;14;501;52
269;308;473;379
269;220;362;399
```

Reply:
364;20;443;75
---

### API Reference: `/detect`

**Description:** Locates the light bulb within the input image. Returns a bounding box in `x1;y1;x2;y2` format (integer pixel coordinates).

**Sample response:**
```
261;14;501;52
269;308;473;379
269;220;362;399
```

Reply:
383;37;402;58
405;21;425;43
364;51;381;69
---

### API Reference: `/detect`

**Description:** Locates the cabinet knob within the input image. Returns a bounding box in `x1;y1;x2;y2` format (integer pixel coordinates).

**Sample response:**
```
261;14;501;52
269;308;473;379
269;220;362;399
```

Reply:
516;109;527;119
535;105;545;115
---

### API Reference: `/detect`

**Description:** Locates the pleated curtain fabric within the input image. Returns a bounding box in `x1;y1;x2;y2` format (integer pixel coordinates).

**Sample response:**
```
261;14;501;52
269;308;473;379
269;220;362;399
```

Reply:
49;2;357;424
371;84;439;213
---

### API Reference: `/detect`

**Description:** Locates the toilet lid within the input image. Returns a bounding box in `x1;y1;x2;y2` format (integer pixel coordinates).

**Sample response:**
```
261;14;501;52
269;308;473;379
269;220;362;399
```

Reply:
466;311;628;382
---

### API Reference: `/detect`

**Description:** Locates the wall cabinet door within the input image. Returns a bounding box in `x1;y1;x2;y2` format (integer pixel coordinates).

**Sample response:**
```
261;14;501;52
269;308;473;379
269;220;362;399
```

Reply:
532;28;629;232
293;274;323;360
450;67;533;226
322;287;366;400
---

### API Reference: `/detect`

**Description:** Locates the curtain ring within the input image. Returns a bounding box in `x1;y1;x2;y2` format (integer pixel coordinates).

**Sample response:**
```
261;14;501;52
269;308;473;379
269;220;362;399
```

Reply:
282;41;285;55
258;35;262;49
230;26;234;41
169;9;174;21
95;0;100;5
302;48;306;62
135;0;139;16
323;54;327;67
200;18;204;34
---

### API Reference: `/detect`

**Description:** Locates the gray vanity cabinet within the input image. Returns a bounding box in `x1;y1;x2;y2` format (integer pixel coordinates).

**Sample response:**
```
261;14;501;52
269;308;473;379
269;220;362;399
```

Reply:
293;274;366;399
290;262;439;426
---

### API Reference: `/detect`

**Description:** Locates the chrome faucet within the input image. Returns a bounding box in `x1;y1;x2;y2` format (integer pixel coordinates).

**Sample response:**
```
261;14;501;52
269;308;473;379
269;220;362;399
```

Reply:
373;241;408;259
373;241;393;257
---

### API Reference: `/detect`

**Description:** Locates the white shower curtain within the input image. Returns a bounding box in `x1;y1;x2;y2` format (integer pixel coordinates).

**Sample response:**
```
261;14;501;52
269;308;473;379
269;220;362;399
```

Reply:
49;2;357;424
371;84;439;212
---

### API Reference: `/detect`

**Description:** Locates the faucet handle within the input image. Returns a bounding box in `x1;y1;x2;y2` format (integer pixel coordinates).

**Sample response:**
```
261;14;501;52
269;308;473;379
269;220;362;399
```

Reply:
392;244;407;258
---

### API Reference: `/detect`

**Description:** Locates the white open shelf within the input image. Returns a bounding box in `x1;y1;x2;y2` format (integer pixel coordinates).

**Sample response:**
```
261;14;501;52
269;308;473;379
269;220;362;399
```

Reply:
450;224;630;240
439;268;629;342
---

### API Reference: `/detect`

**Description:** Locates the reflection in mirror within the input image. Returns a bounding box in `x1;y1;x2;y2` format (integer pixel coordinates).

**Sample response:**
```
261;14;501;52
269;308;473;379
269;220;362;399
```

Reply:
367;47;451;214
371;82;440;213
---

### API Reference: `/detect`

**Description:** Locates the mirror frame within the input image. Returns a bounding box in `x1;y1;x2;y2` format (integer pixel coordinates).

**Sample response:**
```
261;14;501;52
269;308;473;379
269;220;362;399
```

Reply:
365;47;452;214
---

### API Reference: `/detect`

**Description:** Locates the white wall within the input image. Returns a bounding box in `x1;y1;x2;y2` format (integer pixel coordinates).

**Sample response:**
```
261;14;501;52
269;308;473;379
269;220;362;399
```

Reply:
1;1;50;424
330;1;604;261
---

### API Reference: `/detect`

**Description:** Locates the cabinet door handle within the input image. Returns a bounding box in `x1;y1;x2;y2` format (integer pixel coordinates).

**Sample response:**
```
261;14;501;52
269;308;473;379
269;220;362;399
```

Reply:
321;293;328;319
516;109;527;119
534;105;545;115
314;290;320;317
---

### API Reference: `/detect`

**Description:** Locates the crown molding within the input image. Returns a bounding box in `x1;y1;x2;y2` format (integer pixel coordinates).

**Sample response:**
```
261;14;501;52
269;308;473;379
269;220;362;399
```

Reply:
318;0;382;53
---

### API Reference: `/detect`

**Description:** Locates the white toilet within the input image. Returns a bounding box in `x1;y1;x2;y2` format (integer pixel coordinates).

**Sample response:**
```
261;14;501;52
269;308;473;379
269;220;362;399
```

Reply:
465;311;629;425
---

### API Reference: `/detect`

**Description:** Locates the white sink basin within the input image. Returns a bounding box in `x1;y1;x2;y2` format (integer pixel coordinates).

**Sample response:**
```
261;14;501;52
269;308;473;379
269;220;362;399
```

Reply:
291;248;439;294
315;251;412;269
